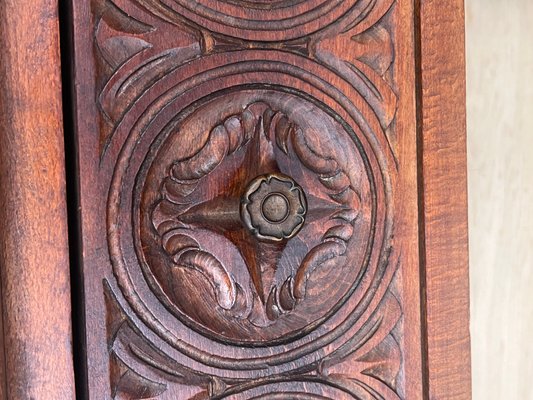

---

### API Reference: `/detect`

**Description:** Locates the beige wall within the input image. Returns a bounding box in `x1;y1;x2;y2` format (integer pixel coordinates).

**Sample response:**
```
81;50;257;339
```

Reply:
466;1;533;399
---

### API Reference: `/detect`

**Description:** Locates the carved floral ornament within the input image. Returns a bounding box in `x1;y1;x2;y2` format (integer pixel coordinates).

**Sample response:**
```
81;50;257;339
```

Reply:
142;98;368;339
100;0;401;398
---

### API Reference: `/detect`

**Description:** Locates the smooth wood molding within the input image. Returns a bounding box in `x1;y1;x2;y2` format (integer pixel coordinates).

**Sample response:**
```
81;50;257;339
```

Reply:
417;0;472;398
0;0;76;398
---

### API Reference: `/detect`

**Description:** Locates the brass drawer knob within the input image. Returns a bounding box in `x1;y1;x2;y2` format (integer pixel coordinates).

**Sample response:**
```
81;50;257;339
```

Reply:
241;173;307;243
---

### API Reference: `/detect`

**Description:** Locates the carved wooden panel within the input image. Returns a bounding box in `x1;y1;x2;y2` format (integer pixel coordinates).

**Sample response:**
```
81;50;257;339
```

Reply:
70;0;424;398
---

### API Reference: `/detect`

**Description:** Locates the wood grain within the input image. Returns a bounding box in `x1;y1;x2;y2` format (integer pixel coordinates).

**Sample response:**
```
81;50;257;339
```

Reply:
71;0;417;398
0;0;76;399
417;0;472;399
0;0;471;397
66;0;470;398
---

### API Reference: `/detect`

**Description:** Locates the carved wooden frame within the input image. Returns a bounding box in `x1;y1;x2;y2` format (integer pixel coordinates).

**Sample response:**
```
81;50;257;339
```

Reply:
0;0;471;398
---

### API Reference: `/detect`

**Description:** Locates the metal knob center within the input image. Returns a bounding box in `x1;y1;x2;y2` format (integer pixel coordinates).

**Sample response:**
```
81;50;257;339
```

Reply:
261;193;289;223
240;173;307;242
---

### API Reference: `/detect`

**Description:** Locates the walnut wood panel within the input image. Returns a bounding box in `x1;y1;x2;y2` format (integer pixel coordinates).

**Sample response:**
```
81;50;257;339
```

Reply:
0;0;76;398
67;0;468;398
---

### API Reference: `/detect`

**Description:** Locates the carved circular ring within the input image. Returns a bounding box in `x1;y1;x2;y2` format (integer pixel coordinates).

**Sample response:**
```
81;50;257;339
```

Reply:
241;173;307;242
107;50;397;378
142;0;361;41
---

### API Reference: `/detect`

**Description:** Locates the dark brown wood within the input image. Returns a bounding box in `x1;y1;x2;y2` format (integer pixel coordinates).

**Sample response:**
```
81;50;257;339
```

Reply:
67;0;469;398
418;0;472;398
0;0;76;398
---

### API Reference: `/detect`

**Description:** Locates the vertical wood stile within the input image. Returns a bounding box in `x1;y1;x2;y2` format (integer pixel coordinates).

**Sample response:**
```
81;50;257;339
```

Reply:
0;0;76;398
417;0;472;398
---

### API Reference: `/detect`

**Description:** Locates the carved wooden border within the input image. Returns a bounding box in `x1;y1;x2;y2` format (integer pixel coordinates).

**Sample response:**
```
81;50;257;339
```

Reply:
0;0;76;398
416;0;472;398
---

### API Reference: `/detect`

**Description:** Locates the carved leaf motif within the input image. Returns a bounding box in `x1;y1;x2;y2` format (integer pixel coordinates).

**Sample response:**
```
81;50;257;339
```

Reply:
350;25;394;76
98;36;152;71
311;0;398;133
149;101;363;328
148;105;268;315
110;353;168;400
93;0;202;156
159;228;247;314
264;117;360;314
169;108;254;183
318;292;403;399
175;249;237;310
293;240;347;299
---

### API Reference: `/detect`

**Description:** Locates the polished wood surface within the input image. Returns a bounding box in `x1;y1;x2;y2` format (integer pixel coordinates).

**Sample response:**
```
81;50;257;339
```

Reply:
68;0;429;398
0;0;76;398
418;1;472;398
0;0;470;398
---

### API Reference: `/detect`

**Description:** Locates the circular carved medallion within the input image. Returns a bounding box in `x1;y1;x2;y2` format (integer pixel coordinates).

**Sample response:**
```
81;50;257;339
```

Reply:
138;93;371;344
107;51;395;377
